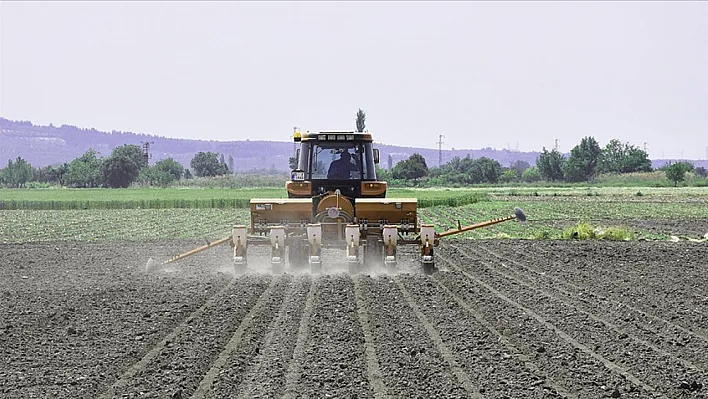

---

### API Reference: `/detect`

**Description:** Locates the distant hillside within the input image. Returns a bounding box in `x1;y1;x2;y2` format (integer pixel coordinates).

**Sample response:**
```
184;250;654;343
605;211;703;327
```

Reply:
1;117;704;171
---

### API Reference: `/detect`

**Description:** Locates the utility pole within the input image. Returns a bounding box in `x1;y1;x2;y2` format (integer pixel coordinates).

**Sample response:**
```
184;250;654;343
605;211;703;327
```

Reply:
554;139;559;152
141;141;154;165
437;134;445;166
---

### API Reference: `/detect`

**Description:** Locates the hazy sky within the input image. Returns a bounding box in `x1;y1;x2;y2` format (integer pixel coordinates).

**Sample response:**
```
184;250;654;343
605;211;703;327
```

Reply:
1;1;707;159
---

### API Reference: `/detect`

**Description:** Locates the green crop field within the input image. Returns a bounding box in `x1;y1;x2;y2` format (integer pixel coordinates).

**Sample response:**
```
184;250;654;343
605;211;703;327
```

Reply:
1;186;706;243
0;187;487;210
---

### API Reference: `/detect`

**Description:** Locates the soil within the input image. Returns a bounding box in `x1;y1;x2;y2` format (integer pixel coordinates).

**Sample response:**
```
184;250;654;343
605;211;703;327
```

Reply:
1;238;707;398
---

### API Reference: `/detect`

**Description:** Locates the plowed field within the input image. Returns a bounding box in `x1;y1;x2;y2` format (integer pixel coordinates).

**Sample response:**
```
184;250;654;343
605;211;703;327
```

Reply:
2;239;707;398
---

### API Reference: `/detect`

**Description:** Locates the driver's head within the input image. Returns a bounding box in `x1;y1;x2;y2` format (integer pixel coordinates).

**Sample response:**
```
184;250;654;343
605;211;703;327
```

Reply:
340;151;351;160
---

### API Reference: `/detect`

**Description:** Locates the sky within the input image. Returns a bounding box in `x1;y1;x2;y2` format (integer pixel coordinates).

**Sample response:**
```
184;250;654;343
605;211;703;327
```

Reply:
1;1;707;159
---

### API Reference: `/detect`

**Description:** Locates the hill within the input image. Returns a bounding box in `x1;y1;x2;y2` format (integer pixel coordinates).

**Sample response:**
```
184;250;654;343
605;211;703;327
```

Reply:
0;117;542;171
1;117;704;171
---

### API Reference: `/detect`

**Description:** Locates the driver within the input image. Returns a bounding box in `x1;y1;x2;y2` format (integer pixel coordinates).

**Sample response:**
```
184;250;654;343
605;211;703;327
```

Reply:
327;150;359;179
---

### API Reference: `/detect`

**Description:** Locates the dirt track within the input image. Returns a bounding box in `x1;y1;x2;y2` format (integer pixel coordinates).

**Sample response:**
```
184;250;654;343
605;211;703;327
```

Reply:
1;239;707;398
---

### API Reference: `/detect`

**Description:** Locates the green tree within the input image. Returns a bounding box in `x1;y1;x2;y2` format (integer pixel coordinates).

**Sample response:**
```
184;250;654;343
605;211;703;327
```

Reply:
598;139;652;174
66;149;103;187
1;157;34;187
522;166;542;182
228;154;235;174
137;167;173;187
356;109;366;132
190;151;229;177
536;148;565;181
375;164;391;181
55;163;69;186
34;165;59;184
154;157;184;181
563;136;602;182
665;161;693;187
392;153;429;184
510;160;530;178
468;157;503;184
430;154;502;185
112;144;148;170
101;154;141;188
500;169;518;183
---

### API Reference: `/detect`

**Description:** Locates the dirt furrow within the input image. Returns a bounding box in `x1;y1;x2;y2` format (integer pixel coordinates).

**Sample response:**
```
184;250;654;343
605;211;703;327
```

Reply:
482;241;708;337
397;273;570;398
283;274;373;398
98;279;238;399
281;275;318;399
434;256;662;399
446;245;708;397
466;244;708;371
429;275;577;399
473;243;708;349
105;275;274;398
193;275;291;398
353;275;389;399
1;241;232;399
232;275;313;399
392;276;483;398
358;274;473;398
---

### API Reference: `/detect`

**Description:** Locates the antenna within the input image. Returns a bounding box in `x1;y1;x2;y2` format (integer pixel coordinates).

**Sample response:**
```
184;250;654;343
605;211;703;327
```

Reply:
437;134;445;166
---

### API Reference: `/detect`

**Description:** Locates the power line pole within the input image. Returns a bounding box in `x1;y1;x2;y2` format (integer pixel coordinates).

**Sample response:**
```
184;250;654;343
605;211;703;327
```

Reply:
141;141;154;165
437;134;445;166
554;139;559;152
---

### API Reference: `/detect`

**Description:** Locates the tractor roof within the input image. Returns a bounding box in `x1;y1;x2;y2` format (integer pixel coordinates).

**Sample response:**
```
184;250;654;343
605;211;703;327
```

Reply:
294;130;373;142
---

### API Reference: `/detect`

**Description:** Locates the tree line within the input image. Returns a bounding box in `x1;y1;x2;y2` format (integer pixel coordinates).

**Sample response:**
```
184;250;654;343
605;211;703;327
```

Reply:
384;136;706;186
0;144;234;188
1;135;705;189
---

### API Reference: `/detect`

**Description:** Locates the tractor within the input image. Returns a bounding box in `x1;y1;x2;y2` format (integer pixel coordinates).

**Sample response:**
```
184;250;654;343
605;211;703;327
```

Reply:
146;129;526;275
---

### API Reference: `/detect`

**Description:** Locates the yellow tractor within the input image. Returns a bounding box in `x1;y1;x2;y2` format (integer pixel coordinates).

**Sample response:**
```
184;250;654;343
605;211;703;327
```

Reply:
147;129;526;275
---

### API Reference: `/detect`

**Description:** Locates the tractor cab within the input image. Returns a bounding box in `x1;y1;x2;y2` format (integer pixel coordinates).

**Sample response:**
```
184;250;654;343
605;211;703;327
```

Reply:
287;130;387;199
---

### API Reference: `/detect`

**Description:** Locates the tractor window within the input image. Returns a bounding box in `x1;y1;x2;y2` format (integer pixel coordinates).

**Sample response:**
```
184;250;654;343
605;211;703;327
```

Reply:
307;142;375;180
